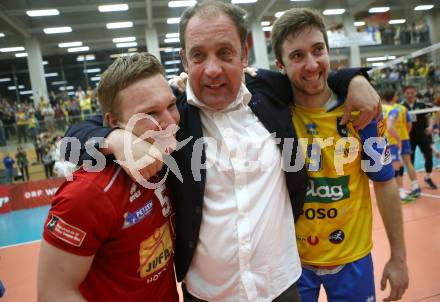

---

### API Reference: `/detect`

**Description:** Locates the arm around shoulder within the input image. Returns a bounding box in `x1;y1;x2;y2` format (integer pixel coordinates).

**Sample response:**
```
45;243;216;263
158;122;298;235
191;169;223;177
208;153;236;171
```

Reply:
63;114;115;165
330;68;381;130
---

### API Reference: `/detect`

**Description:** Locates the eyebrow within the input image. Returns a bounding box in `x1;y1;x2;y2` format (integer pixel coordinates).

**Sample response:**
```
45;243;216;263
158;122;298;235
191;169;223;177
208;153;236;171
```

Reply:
289;42;325;53
138;95;177;112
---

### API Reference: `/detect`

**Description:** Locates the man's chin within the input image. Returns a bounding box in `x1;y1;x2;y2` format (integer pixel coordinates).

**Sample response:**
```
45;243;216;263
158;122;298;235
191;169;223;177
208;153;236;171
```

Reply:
201;96;232;110
304;83;326;96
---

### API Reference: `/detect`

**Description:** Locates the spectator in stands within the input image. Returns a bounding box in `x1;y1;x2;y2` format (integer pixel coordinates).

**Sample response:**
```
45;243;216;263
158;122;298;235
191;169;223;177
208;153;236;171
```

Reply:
79;92;92;120
67;99;81;124
27;111;39;142
54;104;65;131
3;153;14;184
74;86;86;101
383;24;396;45
41;101;55;133
418;20;430;44
15;105;28;144
411;22;419;44
42;143;55;179
16;145;29;181
49;91;57;109
34;104;43;129
34;137;43;163
399;24;411;45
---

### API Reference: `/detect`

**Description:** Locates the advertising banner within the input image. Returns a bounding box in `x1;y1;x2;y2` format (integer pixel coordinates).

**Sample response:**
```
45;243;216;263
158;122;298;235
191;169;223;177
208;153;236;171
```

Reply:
0;178;65;213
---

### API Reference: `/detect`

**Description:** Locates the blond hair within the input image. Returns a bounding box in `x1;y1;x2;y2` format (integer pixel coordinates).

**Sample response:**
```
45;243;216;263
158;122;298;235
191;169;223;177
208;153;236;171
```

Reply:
97;52;165;117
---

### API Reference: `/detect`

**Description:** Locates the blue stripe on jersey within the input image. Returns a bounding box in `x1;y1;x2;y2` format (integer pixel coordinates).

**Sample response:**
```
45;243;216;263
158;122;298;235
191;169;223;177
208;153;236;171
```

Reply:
359;119;394;182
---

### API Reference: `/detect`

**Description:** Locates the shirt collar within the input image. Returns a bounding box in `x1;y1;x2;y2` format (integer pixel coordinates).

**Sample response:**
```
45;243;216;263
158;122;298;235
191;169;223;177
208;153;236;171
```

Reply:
186;81;252;112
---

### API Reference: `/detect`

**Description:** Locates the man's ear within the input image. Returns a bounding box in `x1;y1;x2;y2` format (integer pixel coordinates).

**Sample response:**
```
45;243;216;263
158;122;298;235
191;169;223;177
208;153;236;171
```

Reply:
275;59;285;75
241;43;249;68
180;49;189;72
104;112;119;128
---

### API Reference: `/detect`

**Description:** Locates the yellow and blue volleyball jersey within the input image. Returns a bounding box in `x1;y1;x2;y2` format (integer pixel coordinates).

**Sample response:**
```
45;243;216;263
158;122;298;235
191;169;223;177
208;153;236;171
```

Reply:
394;104;411;141
292;93;393;266
382;103;393;121
383;103;410;145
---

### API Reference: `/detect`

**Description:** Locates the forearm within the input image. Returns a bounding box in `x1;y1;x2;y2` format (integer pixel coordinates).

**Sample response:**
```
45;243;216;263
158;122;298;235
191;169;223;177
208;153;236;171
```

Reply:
373;179;406;261
63;114;114;164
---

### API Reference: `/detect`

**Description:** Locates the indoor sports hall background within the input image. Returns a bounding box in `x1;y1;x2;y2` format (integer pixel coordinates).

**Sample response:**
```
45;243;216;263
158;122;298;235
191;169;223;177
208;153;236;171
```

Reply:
1;0;440;301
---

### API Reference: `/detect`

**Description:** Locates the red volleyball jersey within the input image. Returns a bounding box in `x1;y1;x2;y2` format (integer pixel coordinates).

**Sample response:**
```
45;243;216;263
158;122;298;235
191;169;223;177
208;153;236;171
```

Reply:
43;164;178;302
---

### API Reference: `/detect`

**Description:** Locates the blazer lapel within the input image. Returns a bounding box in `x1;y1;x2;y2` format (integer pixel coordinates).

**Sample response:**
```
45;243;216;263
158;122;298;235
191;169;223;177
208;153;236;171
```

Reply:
248;95;294;140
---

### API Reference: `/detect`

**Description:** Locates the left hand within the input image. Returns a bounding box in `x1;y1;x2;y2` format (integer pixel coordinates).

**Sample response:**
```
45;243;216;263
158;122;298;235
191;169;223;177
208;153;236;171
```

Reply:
340;75;382;130
168;72;188;93
380;258;409;301
242;67;258;83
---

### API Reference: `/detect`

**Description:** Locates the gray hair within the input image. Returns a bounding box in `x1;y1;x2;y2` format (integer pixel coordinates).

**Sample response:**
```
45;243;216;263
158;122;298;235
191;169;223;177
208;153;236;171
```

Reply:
179;0;248;51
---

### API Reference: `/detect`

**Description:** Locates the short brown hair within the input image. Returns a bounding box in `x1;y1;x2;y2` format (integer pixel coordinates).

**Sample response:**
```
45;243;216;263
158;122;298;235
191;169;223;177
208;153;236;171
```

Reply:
179;0;248;52
381;89;396;102
97;52;165;117
271;8;329;65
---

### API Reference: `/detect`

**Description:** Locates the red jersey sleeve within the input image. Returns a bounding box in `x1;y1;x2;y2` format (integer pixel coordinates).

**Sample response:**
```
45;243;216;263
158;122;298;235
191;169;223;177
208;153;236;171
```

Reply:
43;177;118;256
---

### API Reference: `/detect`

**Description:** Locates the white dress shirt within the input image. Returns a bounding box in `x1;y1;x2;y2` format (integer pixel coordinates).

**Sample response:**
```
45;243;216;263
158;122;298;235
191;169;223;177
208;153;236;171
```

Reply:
184;83;302;301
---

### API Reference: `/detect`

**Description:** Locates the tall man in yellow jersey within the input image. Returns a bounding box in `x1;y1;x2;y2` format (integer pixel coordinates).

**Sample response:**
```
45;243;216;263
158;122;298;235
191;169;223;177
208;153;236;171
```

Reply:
381;89;420;202
271;8;409;302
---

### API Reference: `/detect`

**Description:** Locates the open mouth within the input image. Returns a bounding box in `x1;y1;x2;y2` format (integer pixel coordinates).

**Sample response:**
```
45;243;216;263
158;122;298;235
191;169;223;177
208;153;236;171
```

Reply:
303;73;321;82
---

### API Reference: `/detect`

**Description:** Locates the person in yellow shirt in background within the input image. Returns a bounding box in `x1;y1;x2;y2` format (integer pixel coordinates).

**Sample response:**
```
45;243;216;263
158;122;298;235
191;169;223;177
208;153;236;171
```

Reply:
271;8;409;302
381;89;421;202
15;105;28;144
27;110;39;141
79;90;92;120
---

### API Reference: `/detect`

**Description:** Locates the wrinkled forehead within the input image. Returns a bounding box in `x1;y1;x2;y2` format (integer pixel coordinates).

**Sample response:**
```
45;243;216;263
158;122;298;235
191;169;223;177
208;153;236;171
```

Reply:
186;12;241;38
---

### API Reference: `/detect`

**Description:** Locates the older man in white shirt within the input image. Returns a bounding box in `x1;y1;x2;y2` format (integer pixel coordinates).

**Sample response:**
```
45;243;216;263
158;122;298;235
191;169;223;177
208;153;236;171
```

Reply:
64;1;382;301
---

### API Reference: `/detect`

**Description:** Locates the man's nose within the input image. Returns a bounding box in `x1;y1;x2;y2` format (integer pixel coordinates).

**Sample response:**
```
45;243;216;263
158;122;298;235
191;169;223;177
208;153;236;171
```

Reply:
158;110;177;130
204;56;222;78
304;54;319;71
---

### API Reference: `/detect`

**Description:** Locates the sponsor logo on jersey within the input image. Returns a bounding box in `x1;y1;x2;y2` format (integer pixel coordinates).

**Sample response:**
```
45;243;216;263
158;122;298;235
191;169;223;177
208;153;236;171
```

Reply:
381;144;392;165
328;230;345;244
138;221;174;279
306;122;318;135
46;215;87;247
123;200;154;229
305;176;350;203
301;207;338;220
307;236;319;246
